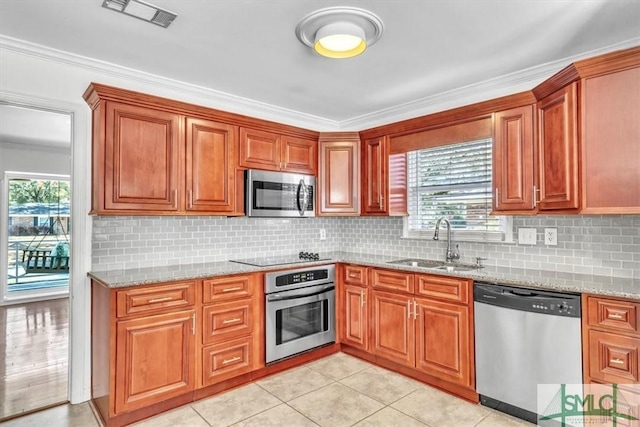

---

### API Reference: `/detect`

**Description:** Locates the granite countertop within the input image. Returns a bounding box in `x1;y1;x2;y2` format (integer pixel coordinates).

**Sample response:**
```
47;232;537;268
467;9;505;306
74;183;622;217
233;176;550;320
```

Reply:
88;251;640;300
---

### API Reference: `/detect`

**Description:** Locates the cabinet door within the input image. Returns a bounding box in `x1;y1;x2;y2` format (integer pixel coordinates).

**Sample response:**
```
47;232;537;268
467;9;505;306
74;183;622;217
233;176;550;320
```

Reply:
581;67;640;213
415;298;472;387
104;101;181;211
185;118;238;212
342;284;368;350
318;139;361;215
493;105;535;212
281;135;317;175
536;83;580;211
239;127;280;171
115;310;195;414
370;290;414;367
362;136;389;215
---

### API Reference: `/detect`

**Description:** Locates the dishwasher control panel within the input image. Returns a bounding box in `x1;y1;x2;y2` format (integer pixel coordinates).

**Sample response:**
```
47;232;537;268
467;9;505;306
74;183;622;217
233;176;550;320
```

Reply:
474;282;581;317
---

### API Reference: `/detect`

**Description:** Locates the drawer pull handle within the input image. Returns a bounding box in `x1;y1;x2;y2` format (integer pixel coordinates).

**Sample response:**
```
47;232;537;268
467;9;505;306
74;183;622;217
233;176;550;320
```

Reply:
223;356;241;365
349;273;358;278
610;358;625;365
222;318;241;325
222;287;243;292
608;313;624;320
148;296;173;303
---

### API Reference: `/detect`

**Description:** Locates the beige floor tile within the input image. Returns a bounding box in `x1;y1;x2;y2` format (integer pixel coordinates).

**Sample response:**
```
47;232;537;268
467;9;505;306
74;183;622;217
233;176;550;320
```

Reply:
305;352;372;380
1;403;98;427
352;407;428;427
476;411;534;426
256;366;334;401
231;403;319;427
288;382;384;427
339;365;422;405
191;383;281;427
131;405;209;427
391;386;490;427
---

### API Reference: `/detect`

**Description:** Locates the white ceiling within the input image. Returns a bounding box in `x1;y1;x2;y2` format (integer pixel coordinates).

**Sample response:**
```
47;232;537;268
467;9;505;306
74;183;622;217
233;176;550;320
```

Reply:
0;0;639;129
0;104;72;149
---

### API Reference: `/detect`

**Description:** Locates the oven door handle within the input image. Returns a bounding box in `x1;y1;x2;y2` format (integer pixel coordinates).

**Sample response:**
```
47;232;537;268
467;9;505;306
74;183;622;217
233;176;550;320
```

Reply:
297;179;308;216
267;285;334;302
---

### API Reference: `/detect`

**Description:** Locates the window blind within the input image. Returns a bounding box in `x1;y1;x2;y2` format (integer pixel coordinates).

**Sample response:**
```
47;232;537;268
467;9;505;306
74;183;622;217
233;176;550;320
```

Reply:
406;138;500;234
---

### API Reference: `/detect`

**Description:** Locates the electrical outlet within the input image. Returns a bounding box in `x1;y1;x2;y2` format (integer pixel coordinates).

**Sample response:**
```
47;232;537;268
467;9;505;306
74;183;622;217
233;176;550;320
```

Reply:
518;228;537;245
544;228;558;246
319;229;326;240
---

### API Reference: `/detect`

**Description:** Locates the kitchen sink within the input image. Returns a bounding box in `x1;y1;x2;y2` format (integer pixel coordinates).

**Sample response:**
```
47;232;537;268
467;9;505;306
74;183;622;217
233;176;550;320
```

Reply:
387;258;482;272
386;258;447;268
432;263;481;272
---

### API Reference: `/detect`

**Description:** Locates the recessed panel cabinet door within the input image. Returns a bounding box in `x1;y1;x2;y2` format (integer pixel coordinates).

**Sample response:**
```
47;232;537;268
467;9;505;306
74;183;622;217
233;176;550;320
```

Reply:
318;139;360;215
105;101;182;211
185;118;238;212
371;290;414;367
115;309;196;414
362;136;388;215
281;135;317;175
415;298;472;387
342;284;368;350
536;83;580;211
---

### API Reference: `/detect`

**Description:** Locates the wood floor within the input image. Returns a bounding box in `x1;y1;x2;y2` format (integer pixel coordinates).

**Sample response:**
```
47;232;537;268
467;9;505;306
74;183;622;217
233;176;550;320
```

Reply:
0;297;69;421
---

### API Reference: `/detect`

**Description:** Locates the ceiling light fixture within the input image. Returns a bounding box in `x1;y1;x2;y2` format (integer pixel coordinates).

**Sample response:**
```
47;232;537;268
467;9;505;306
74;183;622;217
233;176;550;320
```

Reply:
102;0;177;28
295;7;384;59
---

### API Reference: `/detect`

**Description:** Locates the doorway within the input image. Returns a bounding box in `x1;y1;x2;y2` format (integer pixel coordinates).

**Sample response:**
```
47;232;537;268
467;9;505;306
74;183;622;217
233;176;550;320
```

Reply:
0;103;72;420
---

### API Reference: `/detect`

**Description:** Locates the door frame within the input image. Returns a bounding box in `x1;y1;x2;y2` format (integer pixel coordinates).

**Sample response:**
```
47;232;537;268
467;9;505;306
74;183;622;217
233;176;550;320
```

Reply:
0;91;92;404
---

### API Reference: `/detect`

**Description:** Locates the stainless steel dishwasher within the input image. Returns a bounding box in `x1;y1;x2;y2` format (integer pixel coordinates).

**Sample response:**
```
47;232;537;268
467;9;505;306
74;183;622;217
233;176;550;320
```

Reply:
474;282;582;424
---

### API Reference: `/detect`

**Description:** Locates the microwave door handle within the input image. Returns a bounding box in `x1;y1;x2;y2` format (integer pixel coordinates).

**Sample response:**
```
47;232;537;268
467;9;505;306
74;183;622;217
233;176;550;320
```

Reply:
298;179;308;216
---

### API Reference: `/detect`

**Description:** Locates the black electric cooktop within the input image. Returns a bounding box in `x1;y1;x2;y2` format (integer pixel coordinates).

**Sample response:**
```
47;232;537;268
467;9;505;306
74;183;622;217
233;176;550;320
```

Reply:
229;252;330;267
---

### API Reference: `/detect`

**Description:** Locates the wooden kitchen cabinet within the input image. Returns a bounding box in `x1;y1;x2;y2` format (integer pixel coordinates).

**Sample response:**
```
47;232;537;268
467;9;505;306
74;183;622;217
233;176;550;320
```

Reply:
582;294;640;386
361;136;388;215
115;309;196;414
535;82;580;211
371;289;415;366
317;132;361;215
185;118;238;213
492;105;535;213
239;127;317;175
342;284;369;351
580;61;640;213
200;273;261;388
101;101;182;212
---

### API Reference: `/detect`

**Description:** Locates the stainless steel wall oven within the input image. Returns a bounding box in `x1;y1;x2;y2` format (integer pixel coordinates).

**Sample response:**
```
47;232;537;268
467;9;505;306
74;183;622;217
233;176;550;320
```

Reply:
264;265;335;363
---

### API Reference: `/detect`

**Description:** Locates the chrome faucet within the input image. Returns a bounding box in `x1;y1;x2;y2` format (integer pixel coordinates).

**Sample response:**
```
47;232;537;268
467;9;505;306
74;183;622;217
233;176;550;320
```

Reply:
433;218;460;263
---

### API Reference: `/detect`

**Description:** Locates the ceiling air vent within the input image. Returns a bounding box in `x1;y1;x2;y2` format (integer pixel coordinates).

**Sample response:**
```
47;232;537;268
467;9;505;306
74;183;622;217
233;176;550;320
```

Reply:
102;0;177;28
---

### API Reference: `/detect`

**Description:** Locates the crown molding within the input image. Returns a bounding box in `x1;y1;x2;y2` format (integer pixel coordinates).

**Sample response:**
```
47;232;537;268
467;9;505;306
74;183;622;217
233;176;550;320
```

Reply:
2;35;639;133
0;35;339;131
340;37;640;131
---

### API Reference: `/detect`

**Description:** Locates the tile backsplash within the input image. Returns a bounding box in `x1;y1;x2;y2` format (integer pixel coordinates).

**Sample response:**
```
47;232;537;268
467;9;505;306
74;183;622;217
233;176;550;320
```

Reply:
92;214;640;278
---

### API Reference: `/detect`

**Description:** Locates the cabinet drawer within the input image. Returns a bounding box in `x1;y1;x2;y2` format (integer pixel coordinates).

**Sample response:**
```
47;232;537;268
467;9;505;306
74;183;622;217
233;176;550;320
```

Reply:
415;274;470;304
370;269;414;293
343;265;368;287
201;336;254;386
116;281;196;318
588;297;640;333
203;298;253;345
588;330;640;384
203;275;254;303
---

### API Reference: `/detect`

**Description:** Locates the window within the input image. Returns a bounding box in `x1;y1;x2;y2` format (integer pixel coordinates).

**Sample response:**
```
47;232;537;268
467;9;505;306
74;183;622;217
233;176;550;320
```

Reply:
404;138;512;242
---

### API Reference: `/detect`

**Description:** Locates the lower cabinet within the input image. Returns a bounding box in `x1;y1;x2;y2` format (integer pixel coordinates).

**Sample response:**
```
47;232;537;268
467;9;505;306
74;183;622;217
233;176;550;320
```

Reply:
115;309;196;414
91;273;262;427
342;284;369;351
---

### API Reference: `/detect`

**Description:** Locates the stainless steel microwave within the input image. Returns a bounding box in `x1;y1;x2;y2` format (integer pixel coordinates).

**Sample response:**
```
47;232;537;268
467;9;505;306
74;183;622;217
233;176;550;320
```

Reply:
245;169;315;217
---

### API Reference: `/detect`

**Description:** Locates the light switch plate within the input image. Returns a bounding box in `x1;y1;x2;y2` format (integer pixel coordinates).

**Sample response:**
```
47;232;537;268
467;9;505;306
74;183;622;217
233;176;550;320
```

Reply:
544;228;558;246
518;228;537;245
319;229;326;240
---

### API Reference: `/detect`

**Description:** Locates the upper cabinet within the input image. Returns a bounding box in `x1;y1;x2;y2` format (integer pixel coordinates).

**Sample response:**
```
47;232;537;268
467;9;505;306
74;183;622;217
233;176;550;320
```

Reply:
535;83;580;211
317;132;361;216
492;105;535;213
361;136;388;215
239;127;317;175
580;56;640;214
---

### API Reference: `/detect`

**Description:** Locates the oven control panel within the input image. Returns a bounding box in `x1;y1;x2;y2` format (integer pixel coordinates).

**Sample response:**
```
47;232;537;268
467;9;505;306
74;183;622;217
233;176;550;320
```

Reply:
276;269;328;287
